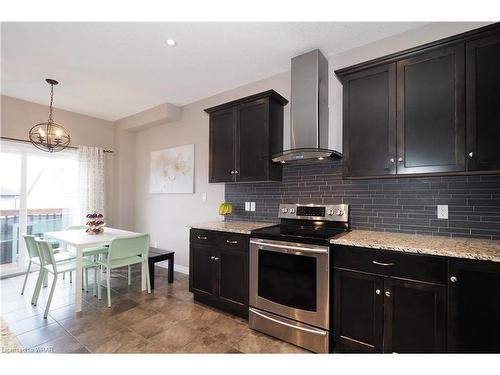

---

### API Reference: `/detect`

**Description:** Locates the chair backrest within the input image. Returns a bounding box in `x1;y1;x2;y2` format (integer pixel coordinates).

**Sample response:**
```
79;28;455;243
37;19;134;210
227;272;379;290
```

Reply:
66;225;85;230
34;238;57;270
107;234;150;263
22;234;40;259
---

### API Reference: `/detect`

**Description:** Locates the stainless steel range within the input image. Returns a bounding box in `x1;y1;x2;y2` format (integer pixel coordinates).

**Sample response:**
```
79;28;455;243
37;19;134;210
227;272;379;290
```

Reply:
249;203;350;353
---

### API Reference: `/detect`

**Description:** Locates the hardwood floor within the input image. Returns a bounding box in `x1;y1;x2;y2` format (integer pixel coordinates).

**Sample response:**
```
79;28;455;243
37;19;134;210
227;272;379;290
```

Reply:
0;265;308;354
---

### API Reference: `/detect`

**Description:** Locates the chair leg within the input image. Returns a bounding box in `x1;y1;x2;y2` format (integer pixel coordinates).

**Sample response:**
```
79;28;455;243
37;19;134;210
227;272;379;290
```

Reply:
106;271;111;307
44;274;58;319
21;260;32;295
97;267;102;300
43;271;48;288
63;272;65;280
84;268;89;292
31;269;45;305
145;261;151;294
128;265;131;286
93;267;97;297
69;271;72;283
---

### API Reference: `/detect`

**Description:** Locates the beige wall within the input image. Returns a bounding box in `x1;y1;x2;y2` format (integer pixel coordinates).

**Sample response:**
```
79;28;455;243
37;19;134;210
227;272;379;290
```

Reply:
133;72;290;270
0;95;116;223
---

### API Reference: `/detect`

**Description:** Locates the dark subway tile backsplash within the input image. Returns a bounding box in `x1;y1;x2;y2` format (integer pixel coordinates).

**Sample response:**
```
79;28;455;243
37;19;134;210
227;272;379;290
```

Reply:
225;160;500;240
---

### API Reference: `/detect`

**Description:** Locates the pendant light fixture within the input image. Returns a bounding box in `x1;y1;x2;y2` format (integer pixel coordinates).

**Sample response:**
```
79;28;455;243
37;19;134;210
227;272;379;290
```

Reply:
28;79;70;153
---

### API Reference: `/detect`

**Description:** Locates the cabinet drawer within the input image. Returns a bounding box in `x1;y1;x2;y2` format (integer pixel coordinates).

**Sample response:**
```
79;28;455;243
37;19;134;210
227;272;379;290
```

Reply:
333;245;447;284
190;229;216;246
216;232;249;252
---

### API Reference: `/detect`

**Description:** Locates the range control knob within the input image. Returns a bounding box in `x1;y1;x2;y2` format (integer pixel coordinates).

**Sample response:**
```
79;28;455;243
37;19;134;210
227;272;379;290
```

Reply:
328;209;334;216
336;209;344;216
290;208;295;214
281;208;288;214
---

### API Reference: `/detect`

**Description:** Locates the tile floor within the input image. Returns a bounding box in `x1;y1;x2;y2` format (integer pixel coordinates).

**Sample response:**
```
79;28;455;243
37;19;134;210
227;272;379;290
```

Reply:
0;265;308;353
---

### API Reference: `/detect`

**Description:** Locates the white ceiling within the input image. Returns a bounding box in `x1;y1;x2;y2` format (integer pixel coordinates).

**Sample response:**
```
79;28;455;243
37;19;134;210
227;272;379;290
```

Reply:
1;22;427;121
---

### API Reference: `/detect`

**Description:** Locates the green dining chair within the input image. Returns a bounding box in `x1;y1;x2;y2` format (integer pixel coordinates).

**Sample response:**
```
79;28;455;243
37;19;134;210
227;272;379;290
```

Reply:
96;234;151;307
32;238;98;318
20;234;75;295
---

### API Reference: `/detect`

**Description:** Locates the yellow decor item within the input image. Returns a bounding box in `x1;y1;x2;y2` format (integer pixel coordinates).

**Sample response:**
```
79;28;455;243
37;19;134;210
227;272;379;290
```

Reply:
218;202;233;216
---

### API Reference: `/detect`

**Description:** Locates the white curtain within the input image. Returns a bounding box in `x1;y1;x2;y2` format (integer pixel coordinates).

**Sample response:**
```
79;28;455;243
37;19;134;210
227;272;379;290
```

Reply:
78;146;105;219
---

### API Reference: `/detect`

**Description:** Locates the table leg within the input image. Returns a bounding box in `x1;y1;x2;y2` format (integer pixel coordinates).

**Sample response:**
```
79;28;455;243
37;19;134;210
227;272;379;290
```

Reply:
74;245;83;312
141;257;147;292
148;259;155;290
168;255;174;284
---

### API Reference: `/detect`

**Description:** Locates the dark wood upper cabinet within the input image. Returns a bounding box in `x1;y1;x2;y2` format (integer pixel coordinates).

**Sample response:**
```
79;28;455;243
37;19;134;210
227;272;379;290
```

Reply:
396;45;465;174
209;108;236;183
337;23;500;178
205;90;287;183
342;64;397;177
383;277;446;353
448;259;500;353
466;32;500;171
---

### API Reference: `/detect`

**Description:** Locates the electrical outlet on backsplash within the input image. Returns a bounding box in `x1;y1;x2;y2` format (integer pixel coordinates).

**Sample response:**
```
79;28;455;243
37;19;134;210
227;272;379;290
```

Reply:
225;160;500;240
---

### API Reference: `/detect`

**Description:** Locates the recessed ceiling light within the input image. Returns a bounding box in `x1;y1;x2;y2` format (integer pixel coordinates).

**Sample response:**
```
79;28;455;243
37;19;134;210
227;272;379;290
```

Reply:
165;39;177;47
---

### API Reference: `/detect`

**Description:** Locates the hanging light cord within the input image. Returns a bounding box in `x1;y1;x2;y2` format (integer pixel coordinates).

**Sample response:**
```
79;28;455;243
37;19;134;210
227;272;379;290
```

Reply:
48;82;54;124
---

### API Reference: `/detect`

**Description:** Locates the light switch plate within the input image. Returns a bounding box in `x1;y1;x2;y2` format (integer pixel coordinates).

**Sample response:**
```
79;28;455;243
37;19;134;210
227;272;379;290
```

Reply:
250;202;256;212
245;202;250;211
437;205;448;219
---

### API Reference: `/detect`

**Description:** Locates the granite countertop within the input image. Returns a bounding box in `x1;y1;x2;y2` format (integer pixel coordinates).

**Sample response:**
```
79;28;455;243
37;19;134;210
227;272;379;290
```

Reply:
188;220;276;235
331;230;500;262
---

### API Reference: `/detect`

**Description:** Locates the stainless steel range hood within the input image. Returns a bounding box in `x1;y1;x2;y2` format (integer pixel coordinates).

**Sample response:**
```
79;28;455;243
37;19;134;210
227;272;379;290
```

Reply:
272;49;342;163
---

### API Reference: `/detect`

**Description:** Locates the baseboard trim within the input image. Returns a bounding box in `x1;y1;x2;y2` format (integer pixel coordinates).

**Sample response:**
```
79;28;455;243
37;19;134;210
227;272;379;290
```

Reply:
156;261;189;275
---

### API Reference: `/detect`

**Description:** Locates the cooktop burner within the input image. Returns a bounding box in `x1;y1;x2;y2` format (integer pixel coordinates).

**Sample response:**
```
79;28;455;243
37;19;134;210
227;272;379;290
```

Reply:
251;204;350;245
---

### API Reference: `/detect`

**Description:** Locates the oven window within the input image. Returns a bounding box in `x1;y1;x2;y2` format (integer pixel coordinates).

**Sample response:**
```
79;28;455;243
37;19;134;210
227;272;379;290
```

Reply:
258;249;317;311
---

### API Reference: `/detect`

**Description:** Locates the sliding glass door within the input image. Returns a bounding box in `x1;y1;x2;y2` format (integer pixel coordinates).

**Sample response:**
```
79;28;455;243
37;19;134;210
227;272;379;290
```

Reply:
0;140;79;277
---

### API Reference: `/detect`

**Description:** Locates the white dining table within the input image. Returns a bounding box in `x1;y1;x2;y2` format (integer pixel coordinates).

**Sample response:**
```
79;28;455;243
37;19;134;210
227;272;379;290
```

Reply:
44;227;146;312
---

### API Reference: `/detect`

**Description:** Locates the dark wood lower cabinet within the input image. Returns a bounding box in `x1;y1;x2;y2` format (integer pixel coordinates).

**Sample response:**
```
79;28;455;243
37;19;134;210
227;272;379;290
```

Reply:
334;269;383;352
448;259;500;353
383;277;446;353
189;229;249;319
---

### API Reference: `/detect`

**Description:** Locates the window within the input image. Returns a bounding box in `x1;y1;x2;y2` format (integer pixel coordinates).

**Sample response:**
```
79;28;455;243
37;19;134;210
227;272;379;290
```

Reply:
0;140;79;276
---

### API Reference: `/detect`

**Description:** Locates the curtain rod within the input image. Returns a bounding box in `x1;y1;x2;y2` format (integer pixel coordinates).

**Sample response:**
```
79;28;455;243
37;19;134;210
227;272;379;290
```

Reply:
0;136;114;153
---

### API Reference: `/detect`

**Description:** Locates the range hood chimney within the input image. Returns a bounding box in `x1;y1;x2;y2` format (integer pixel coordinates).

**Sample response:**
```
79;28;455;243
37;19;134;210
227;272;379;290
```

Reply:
272;49;342;163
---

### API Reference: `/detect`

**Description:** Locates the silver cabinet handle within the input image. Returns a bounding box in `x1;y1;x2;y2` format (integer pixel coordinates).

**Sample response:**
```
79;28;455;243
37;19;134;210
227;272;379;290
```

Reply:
375;289;381;295
468;152;474;158
210;255;215;260
234;170;239;174
226;240;238;244
385;291;391;297
230;170;235;174
389;158;395;163
450;276;458;283
397;157;404;162
197;236;207;240
372;260;395;267
214;257;219;261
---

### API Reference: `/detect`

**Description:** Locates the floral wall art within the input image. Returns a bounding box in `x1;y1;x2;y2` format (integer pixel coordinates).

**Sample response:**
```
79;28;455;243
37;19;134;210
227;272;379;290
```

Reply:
150;144;194;194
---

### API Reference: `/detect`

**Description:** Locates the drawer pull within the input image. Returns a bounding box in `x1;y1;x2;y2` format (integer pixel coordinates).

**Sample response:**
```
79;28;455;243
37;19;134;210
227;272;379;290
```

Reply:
375;289;381;295
450;276;457;283
226;240;238;244
385;291;391;297
372;260;395;267
197;236;207;240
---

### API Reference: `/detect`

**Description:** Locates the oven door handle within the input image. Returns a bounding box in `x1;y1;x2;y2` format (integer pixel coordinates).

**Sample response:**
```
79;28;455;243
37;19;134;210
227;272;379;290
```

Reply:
250;240;328;254
250;308;327;336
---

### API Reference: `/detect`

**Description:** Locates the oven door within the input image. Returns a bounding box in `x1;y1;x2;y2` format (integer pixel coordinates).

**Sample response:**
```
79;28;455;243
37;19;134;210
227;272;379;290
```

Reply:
249;238;329;329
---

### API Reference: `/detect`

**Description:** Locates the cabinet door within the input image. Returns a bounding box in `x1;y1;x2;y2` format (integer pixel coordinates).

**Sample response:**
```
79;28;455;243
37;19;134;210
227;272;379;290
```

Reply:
383;277;446;353
236;99;269;182
189;245;216;300
466;32;500;171
216;248;248;315
342;64;397;177
448;259;500;353
209;108;236;182
396;45;465;174
334;269;384;352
